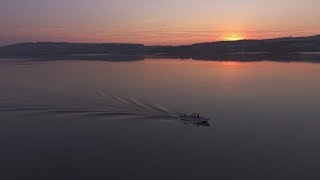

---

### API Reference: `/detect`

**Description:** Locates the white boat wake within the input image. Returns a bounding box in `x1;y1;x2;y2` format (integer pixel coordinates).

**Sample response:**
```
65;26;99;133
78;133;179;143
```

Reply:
0;91;212;127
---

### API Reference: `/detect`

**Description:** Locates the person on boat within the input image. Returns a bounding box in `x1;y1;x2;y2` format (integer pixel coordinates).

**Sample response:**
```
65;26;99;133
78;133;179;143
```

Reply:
184;112;187;118
197;113;200;118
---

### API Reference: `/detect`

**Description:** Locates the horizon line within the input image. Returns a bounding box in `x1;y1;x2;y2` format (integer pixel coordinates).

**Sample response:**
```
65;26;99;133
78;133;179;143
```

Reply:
1;34;319;48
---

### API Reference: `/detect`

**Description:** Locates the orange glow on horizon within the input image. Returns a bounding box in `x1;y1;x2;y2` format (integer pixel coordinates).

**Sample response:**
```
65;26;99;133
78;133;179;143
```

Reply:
221;33;246;41
221;61;244;66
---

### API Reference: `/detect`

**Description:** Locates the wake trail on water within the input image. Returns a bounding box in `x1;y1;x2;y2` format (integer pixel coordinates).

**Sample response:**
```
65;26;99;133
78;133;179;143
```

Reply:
96;91;180;120
0;91;181;122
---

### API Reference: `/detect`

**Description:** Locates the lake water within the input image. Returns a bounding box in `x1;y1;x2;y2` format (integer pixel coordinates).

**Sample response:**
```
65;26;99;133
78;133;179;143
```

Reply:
1;58;320;179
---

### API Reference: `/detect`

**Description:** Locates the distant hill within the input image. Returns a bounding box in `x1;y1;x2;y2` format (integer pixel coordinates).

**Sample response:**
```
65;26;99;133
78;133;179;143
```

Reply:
0;35;320;61
0;42;145;57
147;35;320;56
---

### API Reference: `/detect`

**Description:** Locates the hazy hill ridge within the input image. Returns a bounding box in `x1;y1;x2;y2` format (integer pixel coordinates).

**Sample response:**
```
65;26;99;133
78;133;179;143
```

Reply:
0;35;319;59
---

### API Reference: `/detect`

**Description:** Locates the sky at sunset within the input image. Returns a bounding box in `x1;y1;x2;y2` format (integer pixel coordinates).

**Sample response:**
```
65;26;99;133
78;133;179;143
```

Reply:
0;0;320;46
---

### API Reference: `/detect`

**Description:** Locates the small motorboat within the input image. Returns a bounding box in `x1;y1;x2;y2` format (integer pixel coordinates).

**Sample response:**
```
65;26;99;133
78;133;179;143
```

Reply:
180;115;210;122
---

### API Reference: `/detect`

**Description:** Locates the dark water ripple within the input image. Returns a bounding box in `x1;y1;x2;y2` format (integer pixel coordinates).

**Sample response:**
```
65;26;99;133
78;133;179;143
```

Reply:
0;92;182;121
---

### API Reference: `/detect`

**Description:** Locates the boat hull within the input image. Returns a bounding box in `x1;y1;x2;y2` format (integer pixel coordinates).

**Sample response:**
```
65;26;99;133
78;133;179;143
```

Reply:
180;116;210;122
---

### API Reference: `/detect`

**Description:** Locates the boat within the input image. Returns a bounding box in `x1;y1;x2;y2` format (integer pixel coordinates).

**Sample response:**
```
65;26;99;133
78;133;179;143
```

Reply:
179;115;210;122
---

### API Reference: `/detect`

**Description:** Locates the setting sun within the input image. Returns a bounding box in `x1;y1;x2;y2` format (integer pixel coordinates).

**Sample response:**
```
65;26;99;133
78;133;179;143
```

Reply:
222;33;246;41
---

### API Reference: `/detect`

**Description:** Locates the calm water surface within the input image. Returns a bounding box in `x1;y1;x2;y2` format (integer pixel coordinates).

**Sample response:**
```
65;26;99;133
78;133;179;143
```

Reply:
1;59;320;179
